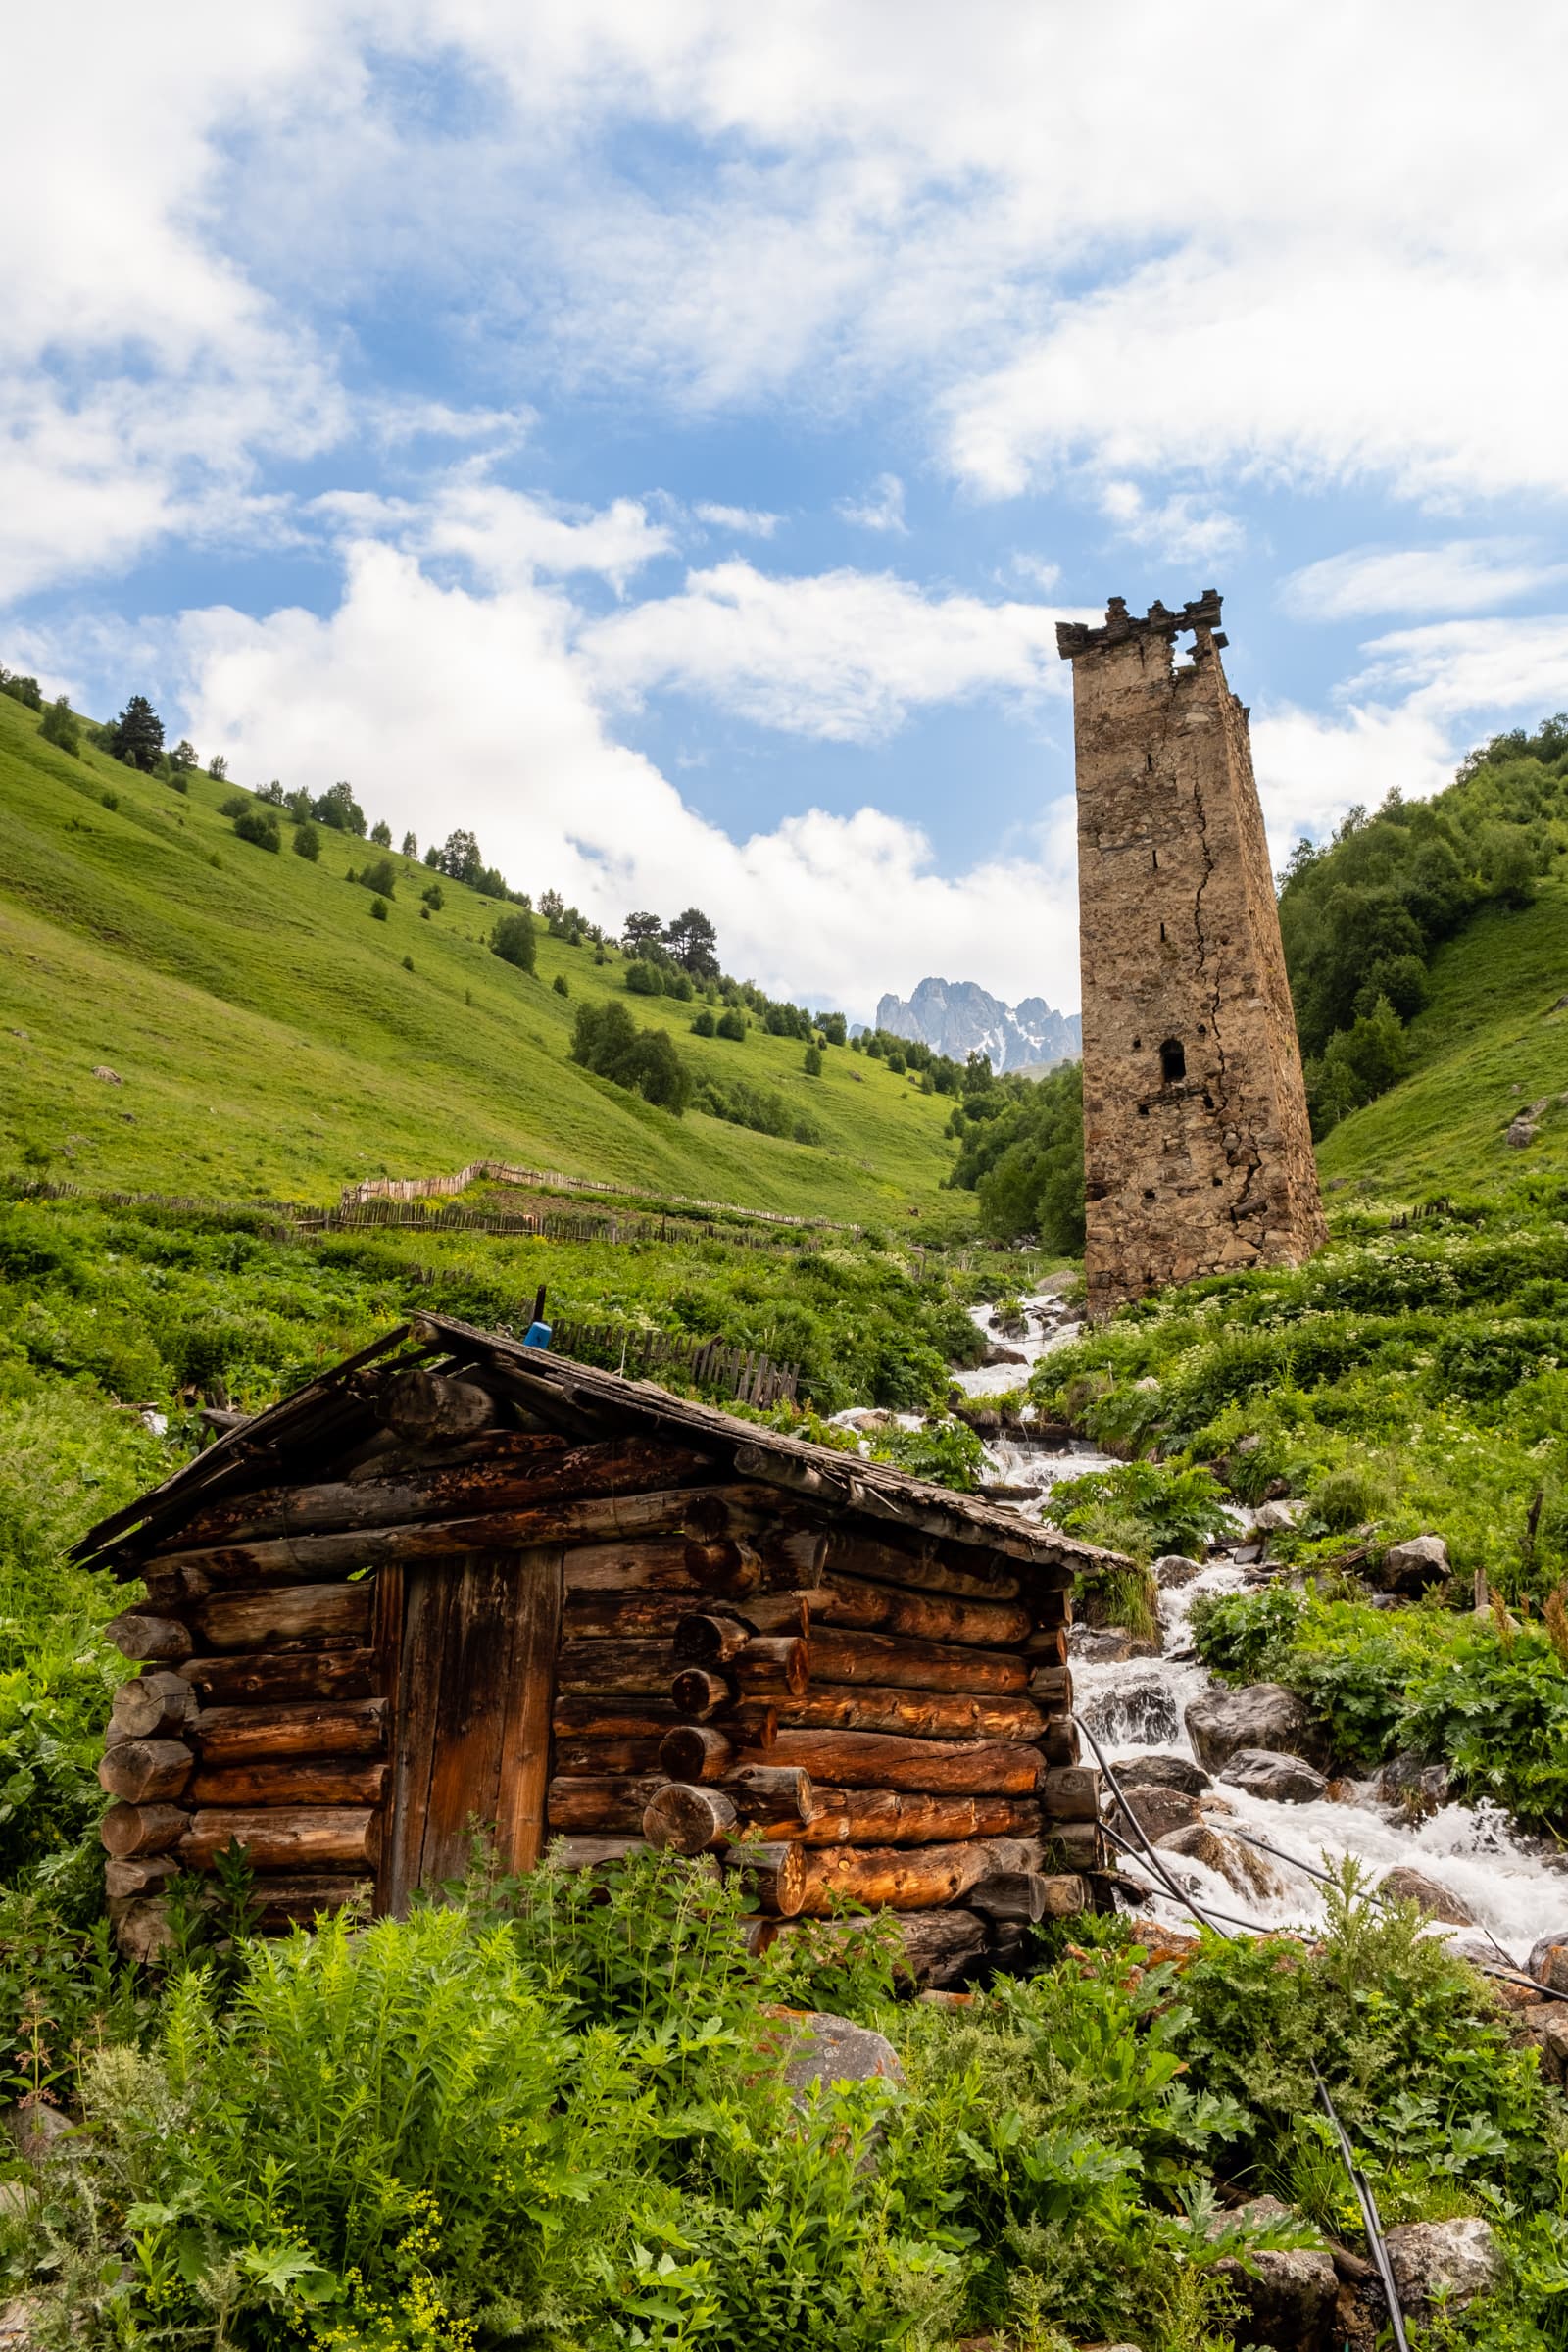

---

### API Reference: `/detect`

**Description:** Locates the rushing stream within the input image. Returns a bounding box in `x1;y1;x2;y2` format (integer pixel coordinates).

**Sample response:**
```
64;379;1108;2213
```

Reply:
956;1295;1568;1968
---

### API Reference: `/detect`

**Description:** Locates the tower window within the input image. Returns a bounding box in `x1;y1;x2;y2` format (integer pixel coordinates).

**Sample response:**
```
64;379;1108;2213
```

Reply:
1159;1038;1186;1084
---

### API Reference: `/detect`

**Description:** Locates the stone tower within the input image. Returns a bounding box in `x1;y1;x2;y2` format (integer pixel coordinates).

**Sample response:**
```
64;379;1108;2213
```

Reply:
1055;592;1325;1315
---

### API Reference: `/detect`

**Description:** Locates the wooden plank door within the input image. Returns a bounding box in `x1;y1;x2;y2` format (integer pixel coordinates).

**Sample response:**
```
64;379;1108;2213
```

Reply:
379;1544;563;1914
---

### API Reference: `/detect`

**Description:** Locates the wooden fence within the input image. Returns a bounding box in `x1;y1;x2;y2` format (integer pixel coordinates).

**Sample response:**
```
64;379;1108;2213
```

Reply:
339;1156;859;1236
548;1321;799;1408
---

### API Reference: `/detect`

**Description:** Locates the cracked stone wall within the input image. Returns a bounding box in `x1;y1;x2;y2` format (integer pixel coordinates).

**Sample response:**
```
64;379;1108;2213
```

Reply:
1057;596;1326;1315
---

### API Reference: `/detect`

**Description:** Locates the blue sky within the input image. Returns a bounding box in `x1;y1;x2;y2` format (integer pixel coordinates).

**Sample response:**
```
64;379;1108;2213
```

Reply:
7;3;1568;1020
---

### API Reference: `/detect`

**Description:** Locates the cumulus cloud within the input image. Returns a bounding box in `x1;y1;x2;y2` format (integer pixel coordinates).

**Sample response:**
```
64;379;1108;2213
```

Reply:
836;474;907;534
693;502;780;536
1098;482;1243;566
166;539;1082;1015
579;560;1074;741
1280;541;1568;622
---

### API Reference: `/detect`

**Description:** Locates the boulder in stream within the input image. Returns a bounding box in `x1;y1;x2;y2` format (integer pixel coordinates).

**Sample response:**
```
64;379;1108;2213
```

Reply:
1384;2217;1501;2314
1377;1866;1475;1926
1114;1752;1211;1796
1117;1785;1202;1842
1218;1748;1328;1804
1377;1752;1450;1817
1152;1552;1203;1588
1185;1683;1329;1772
1071;1627;1160;1663
1527;1932;1568;1994
1157;1821;1284;1901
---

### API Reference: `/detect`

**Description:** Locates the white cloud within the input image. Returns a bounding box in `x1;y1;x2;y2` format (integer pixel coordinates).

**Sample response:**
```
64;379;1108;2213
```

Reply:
693;502;780;537
1250;612;1568;857
1280;541;1568;621
1099;482;1243;566
163;539;1082;1015
1010;554;1061;592
580;560;1073;741
836;474;907;534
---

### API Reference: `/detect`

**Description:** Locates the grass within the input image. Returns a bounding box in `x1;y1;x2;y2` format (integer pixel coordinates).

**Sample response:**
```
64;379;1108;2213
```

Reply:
0;692;962;1223
1320;879;1568;1199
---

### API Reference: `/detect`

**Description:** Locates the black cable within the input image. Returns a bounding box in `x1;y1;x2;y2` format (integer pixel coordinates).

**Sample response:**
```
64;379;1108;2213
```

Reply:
1216;1820;1565;2004
1075;1711;1410;2343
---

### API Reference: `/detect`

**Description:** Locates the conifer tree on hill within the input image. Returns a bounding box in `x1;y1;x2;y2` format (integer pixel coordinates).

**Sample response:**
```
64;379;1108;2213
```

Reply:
108;694;164;772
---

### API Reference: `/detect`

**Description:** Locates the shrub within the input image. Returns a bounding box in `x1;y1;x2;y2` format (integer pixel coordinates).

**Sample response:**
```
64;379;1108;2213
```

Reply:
38;697;79;756
232;807;281;853
553;972;569;997
692;1073;821;1145
402;955;414;972
0;667;42;710
570;999;691;1114
869;1417;984;1492
1046;1460;1233;1563
715;1008;746;1042
690;1008;716;1037
292;819;320;860
804;1043;822;1077
491;910;537;972
421;881;444;910
219;794;248;818
1307;1460;1392;1532
625;959;661;995
357;853;398;898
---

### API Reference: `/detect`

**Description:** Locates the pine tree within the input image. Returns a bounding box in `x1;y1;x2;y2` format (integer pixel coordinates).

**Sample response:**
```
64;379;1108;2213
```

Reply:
108;695;165;772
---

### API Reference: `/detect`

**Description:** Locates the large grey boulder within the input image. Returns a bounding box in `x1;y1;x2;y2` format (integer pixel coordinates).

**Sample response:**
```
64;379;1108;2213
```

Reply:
1374;1533;1450;1596
1219;1748;1328;1803
1384;2217;1502;2313
763;2009;905;2104
1211;2195;1338;2350
1378;1867;1475;1926
1186;1683;1328;1772
1377;1752;1450;1816
1114;1752;1211;1796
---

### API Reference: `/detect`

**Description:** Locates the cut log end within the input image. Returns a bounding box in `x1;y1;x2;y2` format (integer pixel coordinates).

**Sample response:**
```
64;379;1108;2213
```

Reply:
642;1783;737;1855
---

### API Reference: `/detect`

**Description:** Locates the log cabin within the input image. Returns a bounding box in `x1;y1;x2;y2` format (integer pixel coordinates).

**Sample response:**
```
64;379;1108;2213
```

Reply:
74;1314;1126;1982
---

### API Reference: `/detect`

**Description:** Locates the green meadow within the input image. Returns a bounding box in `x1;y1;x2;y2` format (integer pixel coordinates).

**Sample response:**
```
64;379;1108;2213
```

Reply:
0;690;960;1223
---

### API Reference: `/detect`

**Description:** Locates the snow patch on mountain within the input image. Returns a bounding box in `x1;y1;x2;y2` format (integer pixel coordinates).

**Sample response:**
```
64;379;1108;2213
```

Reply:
874;978;1081;1074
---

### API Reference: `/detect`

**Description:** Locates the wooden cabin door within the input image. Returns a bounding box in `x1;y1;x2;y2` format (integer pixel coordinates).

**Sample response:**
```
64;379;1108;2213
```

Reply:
378;1544;563;1915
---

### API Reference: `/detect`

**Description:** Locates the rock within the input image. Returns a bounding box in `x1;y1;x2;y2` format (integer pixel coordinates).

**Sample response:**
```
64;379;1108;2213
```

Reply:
1527;1932;1568;1994
762;2009;905;2105
1070;1627;1160;1663
1514;2004;1568;2082
1117;1785;1202;1841
1186;1684;1329;1773
1113;1752;1211;1796
1374;1533;1450;1596
982;1343;1027;1367
1152;1553;1203;1588
1506;1118;1538;1148
0;2298;40;2351
1156;1820;1229;1870
3;2102;72;2165
1219;1748;1328;1804
1212;2196;1338;2351
1253;1499;1304;1532
1377;1753;1449;1817
90;1064;122;1084
1377;1867;1475;1926
1384;2217;1502;2314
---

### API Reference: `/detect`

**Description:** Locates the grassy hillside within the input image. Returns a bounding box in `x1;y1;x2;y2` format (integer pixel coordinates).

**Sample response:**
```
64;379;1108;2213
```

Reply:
0;691;962;1221
1318;876;1568;1197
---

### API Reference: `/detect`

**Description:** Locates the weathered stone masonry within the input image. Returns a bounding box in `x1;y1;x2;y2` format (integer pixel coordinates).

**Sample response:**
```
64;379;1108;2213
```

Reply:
1056;593;1325;1315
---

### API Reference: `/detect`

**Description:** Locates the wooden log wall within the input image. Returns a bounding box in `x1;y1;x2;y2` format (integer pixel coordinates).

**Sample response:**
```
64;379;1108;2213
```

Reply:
98;1366;1100;1978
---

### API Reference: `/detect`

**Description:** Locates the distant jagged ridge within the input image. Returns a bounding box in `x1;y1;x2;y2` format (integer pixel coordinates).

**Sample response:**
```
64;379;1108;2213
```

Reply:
874;977;1081;1074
